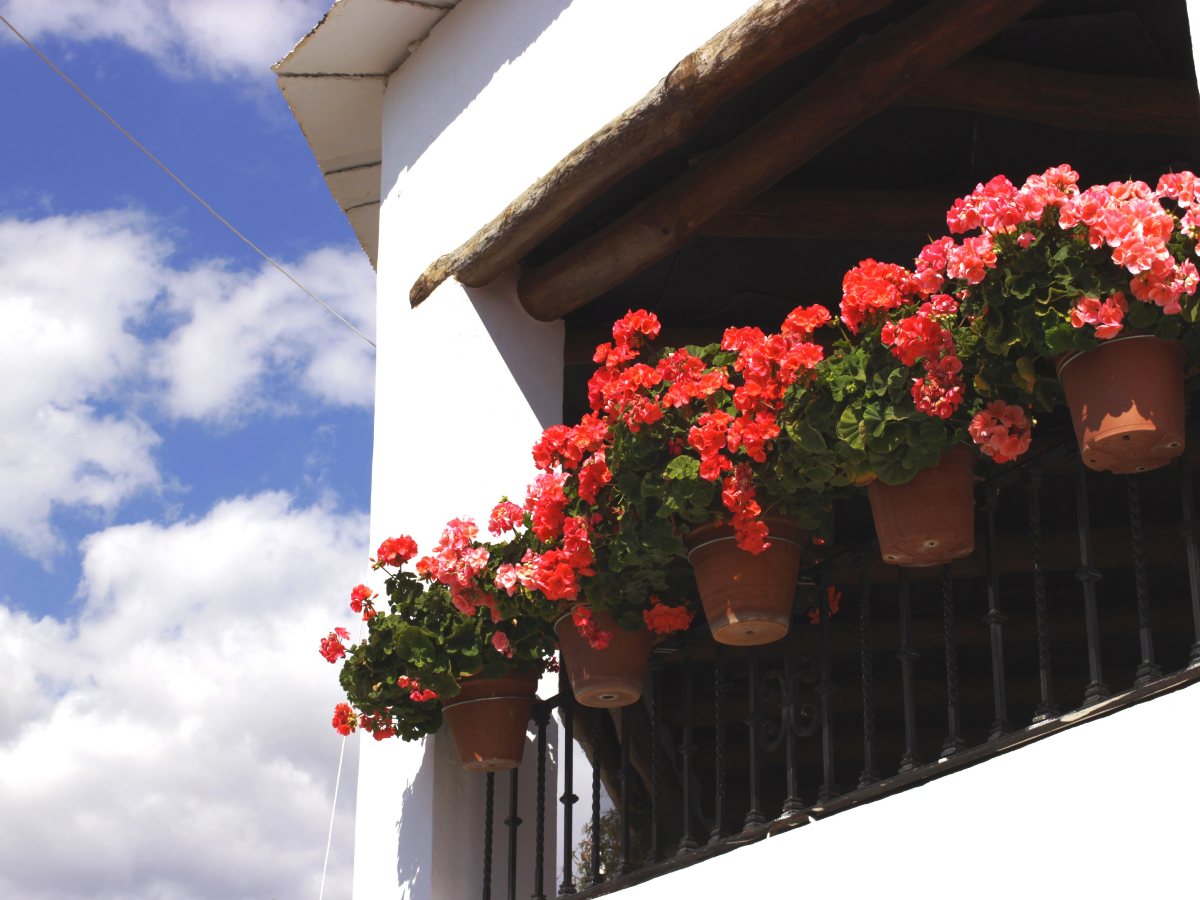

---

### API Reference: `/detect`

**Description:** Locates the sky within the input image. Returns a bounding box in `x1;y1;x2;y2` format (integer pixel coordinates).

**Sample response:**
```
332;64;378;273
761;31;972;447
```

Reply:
0;2;374;896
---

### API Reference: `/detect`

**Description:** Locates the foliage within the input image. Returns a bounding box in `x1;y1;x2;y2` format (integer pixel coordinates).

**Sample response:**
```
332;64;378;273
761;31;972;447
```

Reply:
320;524;557;742
943;165;1200;368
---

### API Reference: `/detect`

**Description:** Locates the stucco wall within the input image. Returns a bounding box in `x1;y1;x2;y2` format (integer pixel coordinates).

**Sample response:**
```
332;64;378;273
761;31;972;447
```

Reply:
362;1;760;897
617;681;1200;897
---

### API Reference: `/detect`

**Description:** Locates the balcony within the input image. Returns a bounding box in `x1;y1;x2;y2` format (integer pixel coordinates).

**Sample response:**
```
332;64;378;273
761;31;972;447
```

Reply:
472;413;1200;899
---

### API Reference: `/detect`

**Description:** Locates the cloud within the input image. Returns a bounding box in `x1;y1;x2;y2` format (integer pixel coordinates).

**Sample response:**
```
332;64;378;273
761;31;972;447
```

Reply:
0;208;373;560
0;211;165;558
152;245;376;423
0;0;328;82
0;492;369;900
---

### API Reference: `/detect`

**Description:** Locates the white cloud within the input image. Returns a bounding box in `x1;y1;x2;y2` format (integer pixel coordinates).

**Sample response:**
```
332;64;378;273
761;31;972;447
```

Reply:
0;212;165;558
0;209;374;560
0;0;328;82
0;492;369;900
152;245;376;423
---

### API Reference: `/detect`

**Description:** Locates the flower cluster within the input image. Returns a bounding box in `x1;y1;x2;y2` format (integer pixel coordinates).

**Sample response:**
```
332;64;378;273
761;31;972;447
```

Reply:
642;595;694;635
321;522;558;743
968;401;1033;464
945;165;1199;350
590;310;827;547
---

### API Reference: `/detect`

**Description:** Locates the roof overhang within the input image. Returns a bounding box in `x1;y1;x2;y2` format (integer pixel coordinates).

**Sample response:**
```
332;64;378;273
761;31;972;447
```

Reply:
273;0;462;267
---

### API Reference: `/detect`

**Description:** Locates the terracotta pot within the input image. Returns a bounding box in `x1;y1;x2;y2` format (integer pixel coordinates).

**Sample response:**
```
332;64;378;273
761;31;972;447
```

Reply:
441;671;538;771
685;518;806;646
868;444;976;567
556;611;652;708
1057;335;1186;475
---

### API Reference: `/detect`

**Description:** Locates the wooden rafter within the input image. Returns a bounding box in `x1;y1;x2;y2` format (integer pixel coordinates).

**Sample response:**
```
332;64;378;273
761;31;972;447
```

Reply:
701;188;950;241
517;0;1045;323
408;0;891;307
904;56;1200;137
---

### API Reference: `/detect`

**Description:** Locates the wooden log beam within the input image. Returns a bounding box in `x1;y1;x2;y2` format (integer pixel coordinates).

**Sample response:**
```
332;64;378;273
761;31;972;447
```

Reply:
904;56;1200;137
700;188;950;241
409;0;891;307
518;0;1045;322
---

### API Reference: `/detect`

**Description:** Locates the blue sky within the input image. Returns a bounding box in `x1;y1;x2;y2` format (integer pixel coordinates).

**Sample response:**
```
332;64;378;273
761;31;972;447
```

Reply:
0;2;371;896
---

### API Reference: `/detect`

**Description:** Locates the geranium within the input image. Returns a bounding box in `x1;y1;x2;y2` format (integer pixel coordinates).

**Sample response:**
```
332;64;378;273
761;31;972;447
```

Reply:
319;627;350;663
572;605;612;650
812;233;1035;487
375;535;418;567
325;512;557;744
969;401;1033;464
945;164;1199;360
642;595;694;635
1069;292;1128;339
488;500;523;535
807;586;842;625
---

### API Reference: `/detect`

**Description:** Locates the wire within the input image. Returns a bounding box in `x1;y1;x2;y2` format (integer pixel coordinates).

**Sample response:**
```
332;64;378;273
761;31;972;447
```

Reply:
318;731;350;900
0;13;377;349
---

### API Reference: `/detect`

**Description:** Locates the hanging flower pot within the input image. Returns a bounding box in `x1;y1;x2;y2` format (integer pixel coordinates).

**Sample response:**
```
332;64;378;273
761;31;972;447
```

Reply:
868;444;976;567
441;671;539;771
555;610;652;708
1056;335;1186;475
685;518;806;646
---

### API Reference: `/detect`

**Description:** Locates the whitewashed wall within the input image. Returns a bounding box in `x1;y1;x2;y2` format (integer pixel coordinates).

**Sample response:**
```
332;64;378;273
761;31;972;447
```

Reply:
362;1;761;898
618;681;1200;897
360;1;1200;896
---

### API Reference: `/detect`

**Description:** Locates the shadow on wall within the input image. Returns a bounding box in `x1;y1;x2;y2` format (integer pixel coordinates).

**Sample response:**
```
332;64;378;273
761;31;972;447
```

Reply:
395;740;433;893
468;274;566;431
381;0;573;190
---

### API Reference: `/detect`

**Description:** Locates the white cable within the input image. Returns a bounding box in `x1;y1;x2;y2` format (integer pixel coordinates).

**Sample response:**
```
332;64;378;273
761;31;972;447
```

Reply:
318;732;350;900
0;13;377;349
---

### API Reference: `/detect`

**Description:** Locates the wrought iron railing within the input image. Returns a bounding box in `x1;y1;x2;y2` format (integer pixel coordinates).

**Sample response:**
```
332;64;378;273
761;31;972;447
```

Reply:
477;434;1200;899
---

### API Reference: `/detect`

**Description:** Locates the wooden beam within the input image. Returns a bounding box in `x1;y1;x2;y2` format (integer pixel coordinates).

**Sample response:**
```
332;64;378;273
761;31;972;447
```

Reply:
518;0;1045;323
700;188;950;241
409;0;892;307
904;56;1200;137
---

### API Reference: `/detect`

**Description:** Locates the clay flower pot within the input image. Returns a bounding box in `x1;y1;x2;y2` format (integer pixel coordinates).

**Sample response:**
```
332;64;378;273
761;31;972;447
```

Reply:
1057;335;1185;474
556;610;652;708
685;518;806;646
441;670;538;771
868;444;976;567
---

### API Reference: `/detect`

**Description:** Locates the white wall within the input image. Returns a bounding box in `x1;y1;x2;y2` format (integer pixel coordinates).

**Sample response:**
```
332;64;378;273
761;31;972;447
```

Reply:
618;682;1200;897
362;1;763;897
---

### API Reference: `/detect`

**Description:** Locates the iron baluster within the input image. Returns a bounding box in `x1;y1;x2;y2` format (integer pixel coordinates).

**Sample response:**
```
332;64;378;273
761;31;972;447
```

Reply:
483;771;495;900
533;704;550;900
619;705;633;875
1028;463;1058;721
1127;475;1163;686
677;642;698;854
647;660;660;863
589;713;602;885
819;580;836;802
856;554;879;787
506;768;521;900
940;565;966;757
744;647;766;828
558;670;576;896
1075;461;1111;704
710;645;727;841
782;629;804;815
898;568;921;772
984;486;1012;739
1180;460;1200;667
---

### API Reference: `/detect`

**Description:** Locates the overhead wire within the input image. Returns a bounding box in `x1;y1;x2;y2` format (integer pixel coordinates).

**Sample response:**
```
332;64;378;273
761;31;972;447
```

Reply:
0;12;377;349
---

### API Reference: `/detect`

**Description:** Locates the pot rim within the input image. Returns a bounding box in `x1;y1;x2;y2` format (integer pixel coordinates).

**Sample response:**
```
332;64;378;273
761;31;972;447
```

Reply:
1056;333;1180;376
685;533;802;559
441;694;535;710
554;610;646;633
